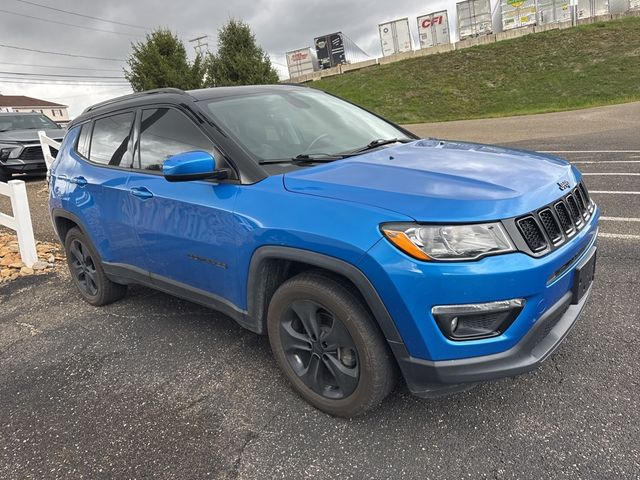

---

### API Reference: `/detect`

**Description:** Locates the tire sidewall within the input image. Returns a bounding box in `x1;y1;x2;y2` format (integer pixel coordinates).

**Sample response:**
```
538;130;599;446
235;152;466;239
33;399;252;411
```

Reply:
64;228;105;304
268;275;386;416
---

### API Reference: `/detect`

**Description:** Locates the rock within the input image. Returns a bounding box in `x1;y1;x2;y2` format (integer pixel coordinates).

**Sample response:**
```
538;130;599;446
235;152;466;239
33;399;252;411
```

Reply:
47;255;55;263
20;267;34;275
0;257;14;266
32;261;49;271
8;262;24;269
1;268;12;277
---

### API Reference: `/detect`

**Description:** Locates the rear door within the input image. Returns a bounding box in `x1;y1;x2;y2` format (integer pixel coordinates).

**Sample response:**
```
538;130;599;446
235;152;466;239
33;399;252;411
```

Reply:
67;111;142;267
125;106;242;304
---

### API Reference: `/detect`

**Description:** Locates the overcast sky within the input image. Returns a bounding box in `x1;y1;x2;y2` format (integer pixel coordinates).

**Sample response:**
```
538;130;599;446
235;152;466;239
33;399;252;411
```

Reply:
0;0;458;116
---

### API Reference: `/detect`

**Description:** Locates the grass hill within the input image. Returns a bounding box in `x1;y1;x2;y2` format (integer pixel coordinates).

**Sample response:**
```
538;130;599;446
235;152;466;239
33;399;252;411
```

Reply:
311;16;640;124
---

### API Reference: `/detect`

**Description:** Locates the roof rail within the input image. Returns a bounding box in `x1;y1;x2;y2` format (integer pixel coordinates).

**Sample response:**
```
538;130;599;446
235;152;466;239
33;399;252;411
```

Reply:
83;88;190;113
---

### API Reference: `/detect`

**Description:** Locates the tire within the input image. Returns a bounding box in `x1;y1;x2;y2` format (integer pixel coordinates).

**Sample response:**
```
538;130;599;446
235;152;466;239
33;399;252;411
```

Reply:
63;227;127;306
267;271;395;417
0;169;10;183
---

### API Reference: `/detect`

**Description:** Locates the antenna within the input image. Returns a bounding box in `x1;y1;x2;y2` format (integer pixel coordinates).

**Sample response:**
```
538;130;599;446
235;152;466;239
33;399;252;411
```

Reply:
188;35;209;55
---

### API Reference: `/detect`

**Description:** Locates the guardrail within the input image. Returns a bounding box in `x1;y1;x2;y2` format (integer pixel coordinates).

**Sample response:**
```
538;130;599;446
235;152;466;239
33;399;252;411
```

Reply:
38;130;61;170
0;180;37;268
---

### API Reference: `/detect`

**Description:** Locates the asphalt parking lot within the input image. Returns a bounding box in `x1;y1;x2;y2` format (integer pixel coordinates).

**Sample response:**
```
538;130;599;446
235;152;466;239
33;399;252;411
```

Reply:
1;104;639;479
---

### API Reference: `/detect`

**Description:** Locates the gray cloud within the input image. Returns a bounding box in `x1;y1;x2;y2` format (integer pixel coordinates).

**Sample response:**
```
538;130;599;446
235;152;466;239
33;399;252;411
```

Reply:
0;0;451;115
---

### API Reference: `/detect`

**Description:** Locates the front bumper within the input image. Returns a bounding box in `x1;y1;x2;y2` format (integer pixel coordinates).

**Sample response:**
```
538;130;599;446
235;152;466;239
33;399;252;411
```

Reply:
395;279;592;397
357;206;599;396
0;159;47;175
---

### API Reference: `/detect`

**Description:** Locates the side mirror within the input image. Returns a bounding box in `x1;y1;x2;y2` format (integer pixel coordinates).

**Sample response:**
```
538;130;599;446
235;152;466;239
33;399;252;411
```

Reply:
163;151;228;182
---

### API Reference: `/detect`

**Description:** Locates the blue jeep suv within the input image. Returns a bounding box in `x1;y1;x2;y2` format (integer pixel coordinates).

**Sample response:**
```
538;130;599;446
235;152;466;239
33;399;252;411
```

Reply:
49;85;598;417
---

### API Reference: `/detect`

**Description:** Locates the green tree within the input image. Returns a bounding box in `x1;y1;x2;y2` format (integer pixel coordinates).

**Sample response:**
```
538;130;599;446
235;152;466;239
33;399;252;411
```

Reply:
124;29;204;92
204;19;279;87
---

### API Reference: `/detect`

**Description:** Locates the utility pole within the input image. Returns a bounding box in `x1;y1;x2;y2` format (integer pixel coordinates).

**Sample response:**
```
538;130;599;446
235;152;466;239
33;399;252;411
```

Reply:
189;35;209;55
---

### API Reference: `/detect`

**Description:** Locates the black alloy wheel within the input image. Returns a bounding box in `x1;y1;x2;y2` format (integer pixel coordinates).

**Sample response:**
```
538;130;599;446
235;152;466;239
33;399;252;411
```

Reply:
68;238;99;296
280;299;359;399
63;227;127;306
267;271;396;417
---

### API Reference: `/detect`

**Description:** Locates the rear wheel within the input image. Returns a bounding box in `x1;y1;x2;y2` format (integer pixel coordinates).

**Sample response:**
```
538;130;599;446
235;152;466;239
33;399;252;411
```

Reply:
64;227;127;306
267;271;395;417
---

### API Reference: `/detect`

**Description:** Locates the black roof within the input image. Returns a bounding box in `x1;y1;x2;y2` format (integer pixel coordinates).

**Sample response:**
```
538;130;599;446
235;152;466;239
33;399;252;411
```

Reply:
186;84;307;100
70;84;308;128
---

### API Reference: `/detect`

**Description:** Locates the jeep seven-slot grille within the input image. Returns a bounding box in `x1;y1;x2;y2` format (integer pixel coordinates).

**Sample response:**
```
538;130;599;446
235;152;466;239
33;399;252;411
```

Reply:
517;217;547;252
539;209;562;243
516;181;594;254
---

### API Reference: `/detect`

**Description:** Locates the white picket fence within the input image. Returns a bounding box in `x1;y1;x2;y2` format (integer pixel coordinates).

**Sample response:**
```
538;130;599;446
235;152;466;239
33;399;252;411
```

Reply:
0;131;61;268
38;130;61;170
0;180;38;267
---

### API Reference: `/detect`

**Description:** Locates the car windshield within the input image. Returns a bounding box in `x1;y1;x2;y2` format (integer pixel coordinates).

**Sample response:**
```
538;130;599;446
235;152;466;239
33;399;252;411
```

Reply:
202;89;412;163
0;114;59;132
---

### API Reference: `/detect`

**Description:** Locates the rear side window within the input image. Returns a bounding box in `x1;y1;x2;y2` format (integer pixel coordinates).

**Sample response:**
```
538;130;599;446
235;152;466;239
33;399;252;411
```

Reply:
76;123;91;159
138;108;214;171
89;112;134;167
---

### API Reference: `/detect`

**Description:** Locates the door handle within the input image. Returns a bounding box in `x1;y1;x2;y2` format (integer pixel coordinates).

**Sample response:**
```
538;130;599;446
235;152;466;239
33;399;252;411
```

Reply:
71;176;87;187
129;186;154;199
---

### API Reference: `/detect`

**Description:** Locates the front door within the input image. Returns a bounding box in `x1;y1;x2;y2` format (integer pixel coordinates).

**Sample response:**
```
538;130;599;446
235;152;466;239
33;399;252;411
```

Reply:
125;106;242;307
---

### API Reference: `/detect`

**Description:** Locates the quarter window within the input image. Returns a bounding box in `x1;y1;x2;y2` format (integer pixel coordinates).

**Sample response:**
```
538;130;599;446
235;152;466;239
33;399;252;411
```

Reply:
76;123;92;159
138;108;215;171
89;112;134;167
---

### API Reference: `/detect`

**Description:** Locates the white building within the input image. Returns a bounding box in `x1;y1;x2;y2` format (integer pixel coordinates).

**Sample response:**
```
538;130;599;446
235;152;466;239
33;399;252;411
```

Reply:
0;95;70;127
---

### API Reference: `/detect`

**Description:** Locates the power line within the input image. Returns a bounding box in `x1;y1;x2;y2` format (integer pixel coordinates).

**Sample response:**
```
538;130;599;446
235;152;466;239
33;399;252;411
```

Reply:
0;43;125;62
12;0;149;30
0;8;142;37
0;79;130;86
0;61;121;72
0;70;124;79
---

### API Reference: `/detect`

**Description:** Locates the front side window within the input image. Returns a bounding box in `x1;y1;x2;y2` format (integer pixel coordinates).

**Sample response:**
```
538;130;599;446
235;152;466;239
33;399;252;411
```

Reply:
138;108;216;171
202;88;411;163
89;112;134;167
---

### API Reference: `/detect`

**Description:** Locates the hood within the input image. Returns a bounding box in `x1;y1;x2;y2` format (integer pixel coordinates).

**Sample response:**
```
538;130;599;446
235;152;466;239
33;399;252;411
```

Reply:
283;139;580;222
0;128;64;144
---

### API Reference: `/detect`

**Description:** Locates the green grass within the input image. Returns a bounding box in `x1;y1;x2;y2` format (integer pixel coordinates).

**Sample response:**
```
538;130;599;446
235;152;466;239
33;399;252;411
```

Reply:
311;17;640;124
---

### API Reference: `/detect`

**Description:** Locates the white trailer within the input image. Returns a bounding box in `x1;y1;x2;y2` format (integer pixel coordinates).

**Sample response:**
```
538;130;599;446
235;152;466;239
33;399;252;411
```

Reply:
378;18;413;56
417;11;451;48
536;0;572;24
286;47;318;78
501;0;537;30
457;0;494;40
576;0;611;18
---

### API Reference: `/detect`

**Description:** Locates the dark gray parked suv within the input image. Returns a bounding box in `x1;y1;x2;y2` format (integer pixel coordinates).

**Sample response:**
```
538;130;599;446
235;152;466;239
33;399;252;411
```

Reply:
0;112;64;182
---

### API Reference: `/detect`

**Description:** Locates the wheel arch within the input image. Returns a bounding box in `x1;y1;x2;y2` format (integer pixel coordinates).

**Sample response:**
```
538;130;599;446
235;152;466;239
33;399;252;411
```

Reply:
51;209;89;243
246;246;403;345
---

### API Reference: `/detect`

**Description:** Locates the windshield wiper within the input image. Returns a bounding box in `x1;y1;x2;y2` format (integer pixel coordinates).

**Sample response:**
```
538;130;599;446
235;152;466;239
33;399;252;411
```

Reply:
259;153;344;165
345;138;412;155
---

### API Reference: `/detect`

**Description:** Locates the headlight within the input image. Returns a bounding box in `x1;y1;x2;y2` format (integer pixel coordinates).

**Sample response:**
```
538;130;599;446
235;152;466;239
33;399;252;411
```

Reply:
381;222;515;261
0;144;21;160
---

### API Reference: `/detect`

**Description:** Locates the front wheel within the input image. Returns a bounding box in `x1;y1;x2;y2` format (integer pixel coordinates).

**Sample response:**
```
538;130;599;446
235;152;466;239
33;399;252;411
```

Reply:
267;271;395;417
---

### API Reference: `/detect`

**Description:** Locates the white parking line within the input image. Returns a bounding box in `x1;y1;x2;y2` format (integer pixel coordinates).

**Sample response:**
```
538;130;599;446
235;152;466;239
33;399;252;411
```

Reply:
590;191;640;195
582;173;640;176
571;160;640;164
598;232;640;240
600;217;640;222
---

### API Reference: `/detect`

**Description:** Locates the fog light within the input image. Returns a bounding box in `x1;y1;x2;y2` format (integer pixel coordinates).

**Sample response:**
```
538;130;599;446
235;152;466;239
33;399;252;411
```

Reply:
432;299;525;341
